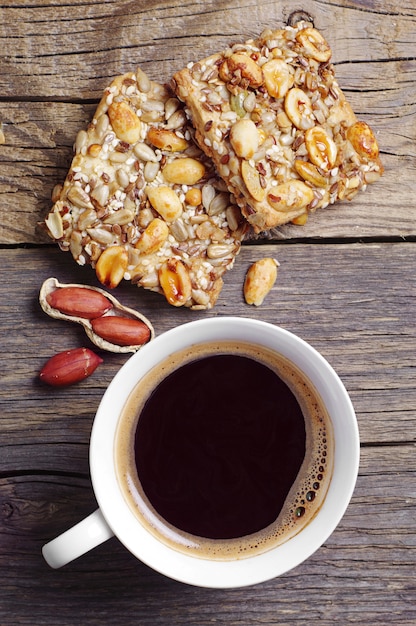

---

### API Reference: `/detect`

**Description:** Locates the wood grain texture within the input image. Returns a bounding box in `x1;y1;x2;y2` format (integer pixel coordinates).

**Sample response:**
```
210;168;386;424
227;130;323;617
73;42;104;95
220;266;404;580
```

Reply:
0;444;415;625
0;0;415;100
0;0;415;242
1;243;414;452
0;240;415;619
1;241;415;568
0;1;415;623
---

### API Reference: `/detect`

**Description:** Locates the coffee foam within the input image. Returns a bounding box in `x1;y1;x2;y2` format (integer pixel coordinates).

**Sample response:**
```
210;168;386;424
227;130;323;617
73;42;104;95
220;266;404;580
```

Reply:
115;341;333;560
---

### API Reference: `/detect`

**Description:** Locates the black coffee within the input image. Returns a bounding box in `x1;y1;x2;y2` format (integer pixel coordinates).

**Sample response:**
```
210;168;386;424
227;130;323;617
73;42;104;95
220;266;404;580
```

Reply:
115;341;333;560
134;354;306;539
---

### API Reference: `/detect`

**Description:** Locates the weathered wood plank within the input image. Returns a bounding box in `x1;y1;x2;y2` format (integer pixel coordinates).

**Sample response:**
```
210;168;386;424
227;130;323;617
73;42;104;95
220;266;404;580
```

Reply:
0;0;415;99
0;445;414;625
0;0;414;243
0;243;414;466
0;2;415;622
0;102;94;244
0;99;414;243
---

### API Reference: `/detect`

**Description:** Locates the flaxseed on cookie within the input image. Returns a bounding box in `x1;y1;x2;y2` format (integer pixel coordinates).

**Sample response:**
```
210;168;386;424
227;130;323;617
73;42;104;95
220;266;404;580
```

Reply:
44;71;247;309
172;21;383;233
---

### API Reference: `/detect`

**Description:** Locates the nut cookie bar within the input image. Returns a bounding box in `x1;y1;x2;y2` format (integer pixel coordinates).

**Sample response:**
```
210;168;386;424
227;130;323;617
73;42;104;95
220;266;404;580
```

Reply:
44;71;247;309
172;21;383;233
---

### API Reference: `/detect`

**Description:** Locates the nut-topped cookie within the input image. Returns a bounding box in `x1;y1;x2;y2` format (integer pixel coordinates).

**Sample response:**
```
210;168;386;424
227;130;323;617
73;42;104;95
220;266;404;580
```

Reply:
44;71;247;309
172;21;383;232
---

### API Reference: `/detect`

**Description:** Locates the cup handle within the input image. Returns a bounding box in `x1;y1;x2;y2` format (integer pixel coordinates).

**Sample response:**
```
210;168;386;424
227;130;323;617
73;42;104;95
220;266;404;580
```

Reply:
42;508;114;568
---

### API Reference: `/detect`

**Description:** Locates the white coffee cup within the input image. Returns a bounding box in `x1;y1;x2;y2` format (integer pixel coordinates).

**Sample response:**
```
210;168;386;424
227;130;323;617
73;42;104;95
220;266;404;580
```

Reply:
42;317;359;588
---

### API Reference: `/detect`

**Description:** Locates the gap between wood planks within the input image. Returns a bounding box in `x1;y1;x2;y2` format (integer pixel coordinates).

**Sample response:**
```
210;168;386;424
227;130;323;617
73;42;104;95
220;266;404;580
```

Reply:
1;236;416;252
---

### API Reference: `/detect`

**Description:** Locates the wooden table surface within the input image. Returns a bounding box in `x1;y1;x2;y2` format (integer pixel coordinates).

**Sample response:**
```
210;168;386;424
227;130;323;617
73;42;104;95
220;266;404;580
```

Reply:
1;1;415;624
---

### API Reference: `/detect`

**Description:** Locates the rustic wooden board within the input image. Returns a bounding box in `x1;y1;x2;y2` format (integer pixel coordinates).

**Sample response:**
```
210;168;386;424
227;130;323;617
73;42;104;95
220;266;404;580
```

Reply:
0;443;415;625
0;245;415;620
1;100;412;243
1;242;414;466
0;1;415;623
0;0;415;243
1;0;415;99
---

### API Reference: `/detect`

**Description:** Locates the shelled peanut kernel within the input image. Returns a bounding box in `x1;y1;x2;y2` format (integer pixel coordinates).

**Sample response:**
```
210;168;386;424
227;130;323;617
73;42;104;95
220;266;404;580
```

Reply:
39;347;103;387
244;258;279;306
